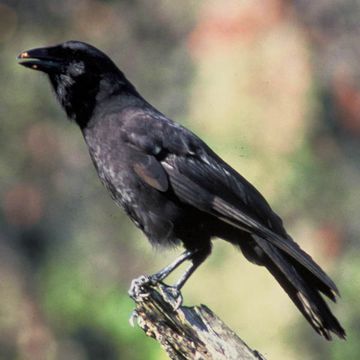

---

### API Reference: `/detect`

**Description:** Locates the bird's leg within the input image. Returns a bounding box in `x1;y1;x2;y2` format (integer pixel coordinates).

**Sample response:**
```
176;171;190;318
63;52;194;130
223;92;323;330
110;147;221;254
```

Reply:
129;247;210;310
170;252;209;310
163;246;210;310
128;249;195;301
149;249;195;283
174;258;204;291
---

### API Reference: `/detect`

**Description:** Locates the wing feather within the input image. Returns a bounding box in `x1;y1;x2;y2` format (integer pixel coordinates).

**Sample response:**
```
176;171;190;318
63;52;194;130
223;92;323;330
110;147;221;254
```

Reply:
163;158;339;296
133;155;168;192
120;112;339;297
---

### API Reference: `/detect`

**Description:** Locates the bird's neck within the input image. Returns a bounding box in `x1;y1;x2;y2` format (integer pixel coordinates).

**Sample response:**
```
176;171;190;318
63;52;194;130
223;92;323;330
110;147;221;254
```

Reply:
51;72;141;129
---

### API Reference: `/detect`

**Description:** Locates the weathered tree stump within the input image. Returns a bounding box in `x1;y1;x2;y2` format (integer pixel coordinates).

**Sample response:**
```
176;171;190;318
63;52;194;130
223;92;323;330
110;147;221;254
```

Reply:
129;280;266;360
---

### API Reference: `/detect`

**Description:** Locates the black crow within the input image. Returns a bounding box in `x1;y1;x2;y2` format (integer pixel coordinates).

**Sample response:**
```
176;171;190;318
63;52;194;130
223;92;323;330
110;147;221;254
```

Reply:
18;41;345;340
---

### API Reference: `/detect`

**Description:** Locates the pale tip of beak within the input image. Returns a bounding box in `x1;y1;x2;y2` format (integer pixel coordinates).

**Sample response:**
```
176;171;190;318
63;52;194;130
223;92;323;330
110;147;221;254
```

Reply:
19;51;29;59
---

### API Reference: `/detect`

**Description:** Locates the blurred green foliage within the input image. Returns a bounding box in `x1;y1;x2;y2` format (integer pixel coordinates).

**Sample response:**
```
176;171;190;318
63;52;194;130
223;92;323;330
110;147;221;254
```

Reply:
0;1;359;359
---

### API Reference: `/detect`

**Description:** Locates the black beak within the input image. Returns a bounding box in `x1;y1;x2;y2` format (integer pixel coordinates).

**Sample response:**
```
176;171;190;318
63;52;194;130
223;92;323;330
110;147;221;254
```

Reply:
17;47;62;72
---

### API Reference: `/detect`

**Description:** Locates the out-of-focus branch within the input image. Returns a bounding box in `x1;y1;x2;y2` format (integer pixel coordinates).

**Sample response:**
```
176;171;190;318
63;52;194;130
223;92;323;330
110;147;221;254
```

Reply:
129;281;266;360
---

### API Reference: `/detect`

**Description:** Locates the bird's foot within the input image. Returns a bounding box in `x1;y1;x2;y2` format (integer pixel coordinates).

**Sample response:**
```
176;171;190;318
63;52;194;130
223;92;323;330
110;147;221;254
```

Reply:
128;274;183;311
159;285;183;311
128;275;152;301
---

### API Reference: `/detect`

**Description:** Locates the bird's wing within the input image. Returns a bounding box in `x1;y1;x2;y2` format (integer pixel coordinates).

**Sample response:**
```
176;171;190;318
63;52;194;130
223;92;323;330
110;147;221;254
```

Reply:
133;154;168;192
120;111;338;294
164;156;338;295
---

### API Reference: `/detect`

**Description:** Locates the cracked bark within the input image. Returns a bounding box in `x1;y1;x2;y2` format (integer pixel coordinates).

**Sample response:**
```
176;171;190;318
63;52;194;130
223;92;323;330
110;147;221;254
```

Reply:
129;281;266;360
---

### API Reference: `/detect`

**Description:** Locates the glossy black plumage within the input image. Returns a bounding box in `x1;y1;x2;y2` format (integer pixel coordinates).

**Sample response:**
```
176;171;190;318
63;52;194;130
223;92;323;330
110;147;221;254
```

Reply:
18;41;345;340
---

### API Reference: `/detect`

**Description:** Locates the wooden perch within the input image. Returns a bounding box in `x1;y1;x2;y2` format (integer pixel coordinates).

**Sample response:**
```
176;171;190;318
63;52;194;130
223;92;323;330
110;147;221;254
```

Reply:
129;279;266;360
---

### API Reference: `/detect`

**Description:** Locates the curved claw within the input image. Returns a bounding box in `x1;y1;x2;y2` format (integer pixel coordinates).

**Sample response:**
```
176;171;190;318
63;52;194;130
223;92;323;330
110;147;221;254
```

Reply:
173;292;183;311
129;275;184;310
129;309;138;327
128;275;152;301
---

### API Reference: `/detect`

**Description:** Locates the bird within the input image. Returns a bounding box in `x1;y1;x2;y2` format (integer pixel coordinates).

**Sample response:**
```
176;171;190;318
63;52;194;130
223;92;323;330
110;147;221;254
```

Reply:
18;40;345;340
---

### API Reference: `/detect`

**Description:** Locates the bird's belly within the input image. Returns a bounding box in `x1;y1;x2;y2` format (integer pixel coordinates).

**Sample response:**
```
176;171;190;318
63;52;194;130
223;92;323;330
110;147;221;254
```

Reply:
109;174;209;248
93;164;174;243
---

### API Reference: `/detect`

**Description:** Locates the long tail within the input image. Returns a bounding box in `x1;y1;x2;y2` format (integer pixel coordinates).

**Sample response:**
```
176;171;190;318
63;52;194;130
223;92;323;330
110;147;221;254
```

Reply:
253;235;346;340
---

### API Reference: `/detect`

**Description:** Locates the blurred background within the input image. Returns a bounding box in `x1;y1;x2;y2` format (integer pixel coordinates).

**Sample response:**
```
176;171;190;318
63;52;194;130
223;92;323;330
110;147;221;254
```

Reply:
0;0;359;359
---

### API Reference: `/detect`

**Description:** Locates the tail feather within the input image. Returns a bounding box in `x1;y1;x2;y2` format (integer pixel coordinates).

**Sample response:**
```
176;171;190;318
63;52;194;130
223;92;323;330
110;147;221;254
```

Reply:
267;258;346;340
210;197;339;296
253;235;346;340
294;260;337;302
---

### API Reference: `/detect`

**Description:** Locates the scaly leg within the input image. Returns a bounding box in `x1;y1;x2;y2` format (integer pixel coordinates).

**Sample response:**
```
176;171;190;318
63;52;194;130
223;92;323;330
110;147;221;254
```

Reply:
129;246;210;310
149;249;195;283
129;249;196;300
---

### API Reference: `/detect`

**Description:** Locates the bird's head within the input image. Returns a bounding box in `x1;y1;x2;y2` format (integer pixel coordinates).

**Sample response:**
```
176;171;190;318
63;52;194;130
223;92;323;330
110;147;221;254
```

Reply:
18;40;136;127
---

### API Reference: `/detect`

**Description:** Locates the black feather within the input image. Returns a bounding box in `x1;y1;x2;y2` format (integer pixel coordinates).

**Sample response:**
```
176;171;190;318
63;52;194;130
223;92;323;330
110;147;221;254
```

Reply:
18;40;346;340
